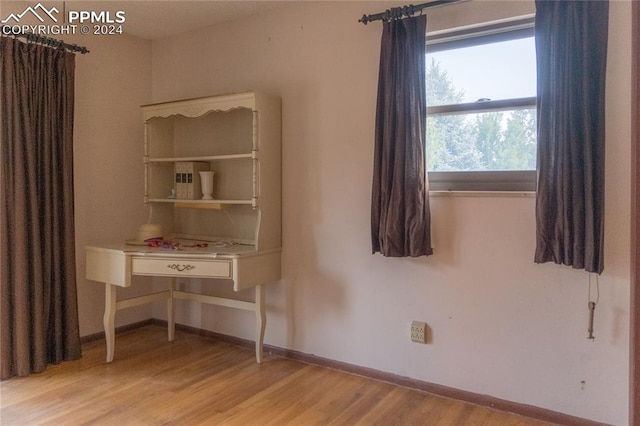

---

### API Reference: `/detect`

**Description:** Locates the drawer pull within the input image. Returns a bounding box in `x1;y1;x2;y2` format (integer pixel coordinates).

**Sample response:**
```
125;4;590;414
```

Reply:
167;264;196;272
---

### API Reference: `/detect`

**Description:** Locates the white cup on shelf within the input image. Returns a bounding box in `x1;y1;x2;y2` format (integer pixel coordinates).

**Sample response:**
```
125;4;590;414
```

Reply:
199;171;215;200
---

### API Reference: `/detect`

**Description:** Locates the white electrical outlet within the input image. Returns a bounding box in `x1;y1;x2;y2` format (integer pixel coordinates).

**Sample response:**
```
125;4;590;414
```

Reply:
411;320;427;343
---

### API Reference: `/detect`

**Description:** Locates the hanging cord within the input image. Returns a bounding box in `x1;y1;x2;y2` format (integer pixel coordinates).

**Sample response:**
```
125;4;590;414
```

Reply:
587;273;600;340
219;209;241;247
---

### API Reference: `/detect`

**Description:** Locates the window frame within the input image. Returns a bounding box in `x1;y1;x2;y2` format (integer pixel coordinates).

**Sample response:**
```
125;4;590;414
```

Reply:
426;16;537;192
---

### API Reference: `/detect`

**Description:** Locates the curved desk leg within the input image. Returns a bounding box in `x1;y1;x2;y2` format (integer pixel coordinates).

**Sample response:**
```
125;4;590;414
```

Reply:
168;279;175;342
255;284;266;363
103;284;117;363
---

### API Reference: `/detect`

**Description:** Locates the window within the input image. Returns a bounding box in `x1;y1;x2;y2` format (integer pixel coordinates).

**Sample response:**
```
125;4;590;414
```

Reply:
426;17;537;191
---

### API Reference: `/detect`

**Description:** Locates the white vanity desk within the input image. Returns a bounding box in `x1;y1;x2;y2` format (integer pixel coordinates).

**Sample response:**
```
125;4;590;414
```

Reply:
86;242;281;363
87;91;282;365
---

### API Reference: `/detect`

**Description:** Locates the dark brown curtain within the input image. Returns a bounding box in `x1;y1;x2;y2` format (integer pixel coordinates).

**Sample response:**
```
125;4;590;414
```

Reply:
534;0;609;274
0;37;81;379
371;15;433;257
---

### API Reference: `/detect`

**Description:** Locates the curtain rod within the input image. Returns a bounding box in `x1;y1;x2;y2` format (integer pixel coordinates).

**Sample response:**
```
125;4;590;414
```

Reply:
0;27;89;54
359;0;467;25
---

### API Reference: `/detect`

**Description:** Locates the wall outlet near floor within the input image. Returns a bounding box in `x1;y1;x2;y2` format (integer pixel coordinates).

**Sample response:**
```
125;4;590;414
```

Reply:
411;320;427;343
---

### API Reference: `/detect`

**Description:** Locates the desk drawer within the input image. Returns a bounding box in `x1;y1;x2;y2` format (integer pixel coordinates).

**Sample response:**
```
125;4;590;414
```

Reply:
132;257;231;278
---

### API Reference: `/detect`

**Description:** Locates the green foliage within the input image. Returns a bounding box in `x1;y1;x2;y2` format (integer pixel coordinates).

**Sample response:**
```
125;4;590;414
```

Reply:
426;59;464;106
426;59;537;171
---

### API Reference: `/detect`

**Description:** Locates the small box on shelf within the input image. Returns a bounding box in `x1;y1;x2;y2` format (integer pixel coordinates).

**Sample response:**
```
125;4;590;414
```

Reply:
174;161;210;200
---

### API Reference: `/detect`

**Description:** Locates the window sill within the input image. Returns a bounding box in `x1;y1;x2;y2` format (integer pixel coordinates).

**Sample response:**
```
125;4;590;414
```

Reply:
429;190;535;198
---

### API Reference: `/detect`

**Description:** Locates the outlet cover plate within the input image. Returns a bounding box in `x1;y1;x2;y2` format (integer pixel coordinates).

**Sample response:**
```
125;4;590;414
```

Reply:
411;320;427;343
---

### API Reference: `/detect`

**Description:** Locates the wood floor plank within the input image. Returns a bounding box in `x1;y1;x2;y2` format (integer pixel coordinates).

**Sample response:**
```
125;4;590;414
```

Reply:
0;325;551;426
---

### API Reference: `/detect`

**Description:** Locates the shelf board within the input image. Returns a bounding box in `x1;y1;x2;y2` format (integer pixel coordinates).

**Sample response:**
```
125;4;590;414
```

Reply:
147;198;254;208
146;153;254;163
174;202;229;210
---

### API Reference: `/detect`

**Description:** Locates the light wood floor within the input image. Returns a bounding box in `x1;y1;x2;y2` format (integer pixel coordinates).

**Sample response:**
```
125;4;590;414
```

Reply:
1;326;551;425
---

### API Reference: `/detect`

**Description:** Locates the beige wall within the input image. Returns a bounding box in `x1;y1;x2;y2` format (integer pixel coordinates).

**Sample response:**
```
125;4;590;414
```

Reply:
13;0;626;423
70;32;153;336
147;1;631;424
